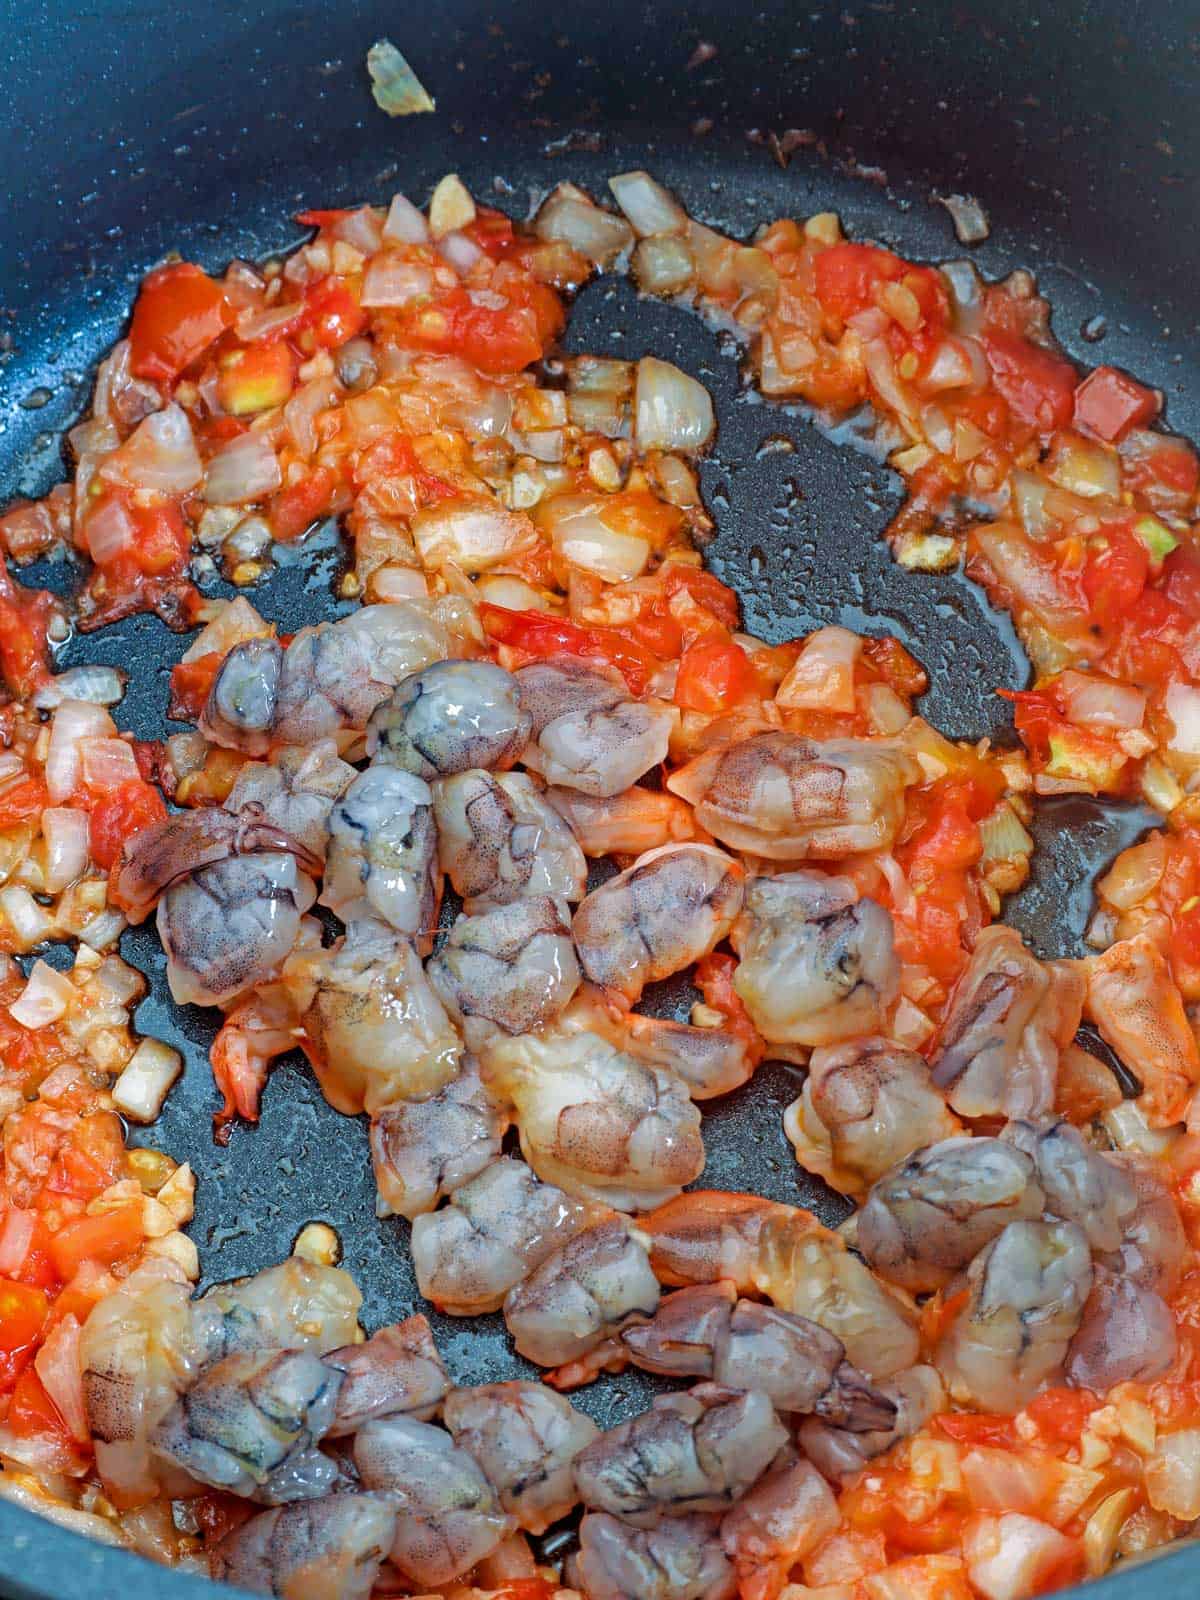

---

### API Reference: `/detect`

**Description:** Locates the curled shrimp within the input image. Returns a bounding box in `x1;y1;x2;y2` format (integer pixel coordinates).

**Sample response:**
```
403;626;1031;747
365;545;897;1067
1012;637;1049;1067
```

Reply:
224;740;356;859
730;870;898;1050
930;926;1085;1121
434;767;587;912
571;843;745;1007
515;658;675;796
192;1257;362;1358
366;657;530;777
319;765;440;950
213;1493;397;1600
797;1364;947;1484
573;1513;734;1600
427;896;581;1047
210;981;303;1135
443;1380;599;1534
586;1003;759;1100
546;783;701;857
785;1036;960;1197
369;1055;508;1220
1086;932;1200;1126
721;1457;839;1600
325;1315;451;1434
1001;1118;1137;1253
667;729;920;859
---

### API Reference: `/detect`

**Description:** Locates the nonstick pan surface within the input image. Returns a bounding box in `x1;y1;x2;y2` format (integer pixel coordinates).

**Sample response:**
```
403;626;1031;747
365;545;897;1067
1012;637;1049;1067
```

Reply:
2;1;1199;1593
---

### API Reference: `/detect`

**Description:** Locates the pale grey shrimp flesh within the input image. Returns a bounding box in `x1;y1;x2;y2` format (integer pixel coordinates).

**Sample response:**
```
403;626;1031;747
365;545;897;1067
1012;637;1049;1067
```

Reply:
213;1493;397;1600
572;1513;736;1600
599;1009;758;1100
324;1315;451;1434
720;1458;839;1600
546;783;700;857
224;740;356;858
319;765;439;948
434;767;587;912
200;635;283;756
1001;1118;1138;1252
426;895;580;1047
796;1364;947;1484
366;657;530;777
369;1055;507;1220
192;1258;362;1359
515;659;675;796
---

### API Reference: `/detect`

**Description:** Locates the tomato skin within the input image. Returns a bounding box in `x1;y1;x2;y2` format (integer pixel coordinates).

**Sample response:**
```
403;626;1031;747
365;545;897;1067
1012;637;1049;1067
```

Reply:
981;331;1077;431
1081;524;1149;624
1025;1386;1099;1443
466;207;520;259
935;1411;1017;1447
1162;549;1200;613
88;779;168;872
270;465;339;542
0;1278;49;1392
1073;365;1159;442
47;1206;143;1282
480;604;660;695
128;262;232;384
814;242;904;321
168;652;222;722
674;639;753;713
0;775;49;831
399;281;563;375
300;278;368;351
661;565;741;631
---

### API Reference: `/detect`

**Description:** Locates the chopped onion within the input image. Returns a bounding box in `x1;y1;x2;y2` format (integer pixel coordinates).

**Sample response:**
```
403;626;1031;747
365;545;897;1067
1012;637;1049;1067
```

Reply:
112;1037;184;1123
0;1208;34;1276
182;595;271;662
79;908;127;952
776;627;862;712
0;886;54;951
920;404;954;455
445;388;513;441
83;496;134;563
1167;683;1200;755
876;853;917;921
863;338;917;419
367;39;436;117
331;206;384;255
382;191;430;244
536;188;634;265
79;737;141;791
1011;470;1053;541
962;1449;1053;1516
47;700;116;802
236;301;303;343
33;665;126;711
41;808;90;893
474;574;552;612
940;259;985;335
428;173;476;239
688;221;739;297
1045;434;1120;500
920;336;984;394
936;192;991;246
1145;1428;1200;1520
368;564;429;603
963;1513;1078;1600
608;171;688;237
104;402;203;494
10;958;74;1029
204;432;283;505
1059;670;1145;731
978;803;1035;865
34;1314;89;1443
1097;833;1165;910
284;375;341;458
361;252;433;308
542;495;651;584
633;236;697;295
437;230;484;274
635;357;714;452
412;496;538;572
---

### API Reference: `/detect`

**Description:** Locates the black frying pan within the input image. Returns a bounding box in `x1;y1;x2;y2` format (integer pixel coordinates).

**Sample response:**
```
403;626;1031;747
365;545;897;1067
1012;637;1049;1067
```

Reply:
2;1;1198;1594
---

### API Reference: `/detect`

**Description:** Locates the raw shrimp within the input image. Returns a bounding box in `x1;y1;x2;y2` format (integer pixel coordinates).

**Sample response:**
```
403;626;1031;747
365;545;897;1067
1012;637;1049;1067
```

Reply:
443;1381;599;1533
325;1316;451;1434
666;730;920;859
369;1056;508;1220
201;635;283;756
643;1191;794;1293
720;1458;839;1600
366;658;530;777
224;740;356;858
281;918;461;1114
515;658;675;796
434;767;587;912
573;1512;735;1600
503;1217;661;1367
546;783;701;857
319;766;439;949
730;871;898;1049
210;981;303;1131
427;896;580;1047
854;1136;1045;1294
796;1365;947;1484
1086;933;1200;1126
1001;1119;1137;1253
571;844;745;1007
1106;1160;1188;1293
929;926;1085;1121
936;1218;1093;1411
592;1007;758;1100
482;1027;705;1210
193;1257;362;1359
352;1414;514;1585
784;1037;960;1197
410;1157;607;1316
619;1283;895;1430
151;1347;342;1502
213;1493;397;1600
572;1383;787;1524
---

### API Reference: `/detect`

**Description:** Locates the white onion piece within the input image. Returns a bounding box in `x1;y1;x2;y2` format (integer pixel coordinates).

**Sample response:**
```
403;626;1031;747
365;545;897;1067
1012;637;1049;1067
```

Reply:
876;852;917;921
634;357;714;452
428;174;476;238
104;403;203;494
79;737;141;791
535;189;633;265
474;574;551;612
920;404;954;456
544;497;651;583
34;1315;89;1443
0;1208;35;1276
963;1513;1081;1600
0;754;25;794
775;626;863;712
863;339;917;419
936;193;991;246
941;260;984;335
609;171;688;237
1011;470;1053;540
383;192;431;244
412;497;538;573
284;375;341;458
204;432;283;505
112;1037;184;1123
1167;683;1200;755
361;252;434;308
445;388;513;441
47;700;116;802
1059;671;1145;731
369;565;429;602
920;337;979;394
633;236;697;294
41;808;90;893
437;230;484;274
332;206;384;254
1146;1427;1200;1520
10;959;74;1029
33;666;126;711
84;497;135;564
182;596;272;663
236;302;303;343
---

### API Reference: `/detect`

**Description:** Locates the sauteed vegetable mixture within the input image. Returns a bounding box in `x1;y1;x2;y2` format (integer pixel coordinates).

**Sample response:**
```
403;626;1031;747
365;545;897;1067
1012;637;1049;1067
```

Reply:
2;168;1200;1600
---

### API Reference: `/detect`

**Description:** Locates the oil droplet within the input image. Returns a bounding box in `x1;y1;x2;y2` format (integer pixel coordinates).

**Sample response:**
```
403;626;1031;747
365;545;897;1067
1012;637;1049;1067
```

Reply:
1080;314;1108;343
19;387;53;410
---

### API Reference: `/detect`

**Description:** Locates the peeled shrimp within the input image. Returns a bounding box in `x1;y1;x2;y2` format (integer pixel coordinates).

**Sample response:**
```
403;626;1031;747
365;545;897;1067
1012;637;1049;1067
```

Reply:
730;871;898;1049
325;1316;451;1434
367;657;530;777
193;1257;362;1359
369;1056;508;1220
434;767;587;912
572;1383;787;1525
201;635;283;756
427;896;580;1047
482;1027;705;1210
643;1191;794;1293
936;1218;1093;1411
930;926;1085;1121
515;658;675;796
443;1381;599;1534
619;1283;895;1430
353;1414;514;1585
785;1037;960;1197
797;1364;947;1484
410;1157;607;1316
571;843;745;1007
574;1513;735;1600
546;783;700;857
224;740;356;859
1086;933;1200;1126
667;730;920;859
720;1458;839;1600
213;1492;397;1600
1001;1118;1137;1253
504;1217;661;1367
210;981;303;1130
590;1006;758;1100
319;766;439;949
281;918;461;1114
854;1136;1045;1294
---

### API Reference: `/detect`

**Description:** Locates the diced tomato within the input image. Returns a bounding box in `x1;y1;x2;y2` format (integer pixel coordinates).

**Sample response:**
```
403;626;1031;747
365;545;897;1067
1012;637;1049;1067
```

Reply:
270;465;339;542
1081;524;1149;625
1073;365;1159;443
88;779;168;872
128;500;190;577
294;208;356;229
1173;903;1200;995
490;1584;557;1600
5;1366;87;1471
935;1411;1017;1447
1121;431;1200;500
217;342;297;415
467;207;521;259
0;557;56;698
0;1278;48;1392
674;639;754;714
862;635;928;698
480;604;661;695
399;280;563;375
1025;1386;1100;1444
981;331;1077;432
660;564;742;631
1162;549;1200;613
353;433;460;505
894;781;988;986
814;242;904;322
168;652;222;723
299;277;368;351
0;775;49;832
128;262;233;385
47;1206;143;1282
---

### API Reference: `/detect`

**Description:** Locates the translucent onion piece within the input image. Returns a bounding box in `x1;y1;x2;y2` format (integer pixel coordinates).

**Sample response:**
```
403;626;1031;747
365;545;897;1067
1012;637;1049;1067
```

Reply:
47;701;117;803
204;432;283;506
41;808;90;893
10;959;75;1029
367;39;435;116
608;171;688;237
634;357;714;452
